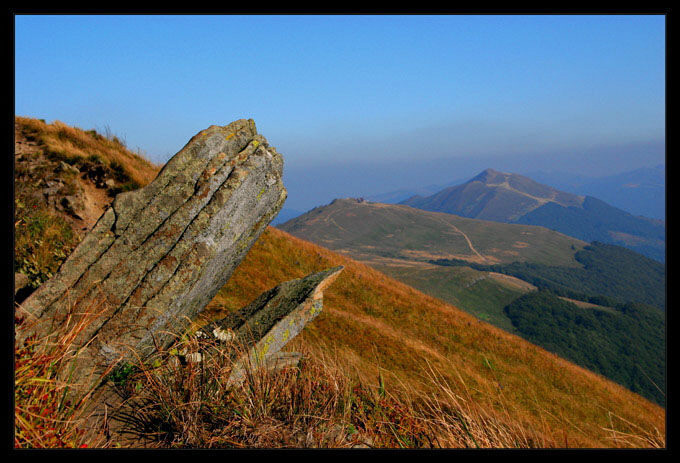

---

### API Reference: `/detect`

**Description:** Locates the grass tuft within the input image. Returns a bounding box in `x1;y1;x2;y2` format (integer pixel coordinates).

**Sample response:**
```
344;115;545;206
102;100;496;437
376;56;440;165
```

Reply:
14;194;79;289
14;310;104;448
15;116;160;188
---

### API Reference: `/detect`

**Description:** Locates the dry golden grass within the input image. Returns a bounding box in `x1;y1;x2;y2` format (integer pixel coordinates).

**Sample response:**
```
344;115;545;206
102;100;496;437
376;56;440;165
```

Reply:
15;299;664;449
39;328;556;448
15;116;160;188
14;306;107;448
207;227;666;448
14;117;664;448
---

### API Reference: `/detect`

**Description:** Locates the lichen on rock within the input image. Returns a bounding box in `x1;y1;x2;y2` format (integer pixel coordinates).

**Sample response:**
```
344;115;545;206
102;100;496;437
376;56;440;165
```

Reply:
197;266;344;387
16;119;287;397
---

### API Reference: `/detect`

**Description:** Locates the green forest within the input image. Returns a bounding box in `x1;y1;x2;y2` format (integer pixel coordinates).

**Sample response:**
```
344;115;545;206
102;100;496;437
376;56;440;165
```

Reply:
430;241;666;405
503;290;665;406
430;242;665;311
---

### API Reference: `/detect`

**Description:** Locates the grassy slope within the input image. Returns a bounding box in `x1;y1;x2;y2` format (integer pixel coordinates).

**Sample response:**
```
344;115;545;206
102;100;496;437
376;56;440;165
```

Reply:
15;116;159;188
14;117;160;289
205;227;665;447
504;290;665;406
280;199;586;267
14;118;664;447
278;198;586;331
370;264;527;332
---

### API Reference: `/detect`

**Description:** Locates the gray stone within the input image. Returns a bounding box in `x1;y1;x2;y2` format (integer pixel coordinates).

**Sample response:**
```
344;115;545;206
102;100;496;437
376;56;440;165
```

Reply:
263;351;303;372
58;160;80;175
16;119;287;396
41;181;63;197
198;266;344;387
59;195;84;217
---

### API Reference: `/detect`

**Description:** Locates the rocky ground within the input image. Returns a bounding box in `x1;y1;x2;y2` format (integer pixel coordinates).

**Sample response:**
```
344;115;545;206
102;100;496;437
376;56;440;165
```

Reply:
14;121;122;231
14;122;129;300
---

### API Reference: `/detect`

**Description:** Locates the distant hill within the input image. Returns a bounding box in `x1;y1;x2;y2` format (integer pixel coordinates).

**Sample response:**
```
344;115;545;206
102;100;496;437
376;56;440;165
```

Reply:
401;168;584;222
277;198;587;329
527;165;665;220
515;196;665;262
366;178;468;204
279;197;587;267
366;187;439;205
271;207;303;225
400;169;665;262
278;198;666;404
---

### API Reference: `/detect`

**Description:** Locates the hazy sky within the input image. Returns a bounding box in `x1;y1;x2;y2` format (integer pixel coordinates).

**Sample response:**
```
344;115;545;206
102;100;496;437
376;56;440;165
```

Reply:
15;15;665;210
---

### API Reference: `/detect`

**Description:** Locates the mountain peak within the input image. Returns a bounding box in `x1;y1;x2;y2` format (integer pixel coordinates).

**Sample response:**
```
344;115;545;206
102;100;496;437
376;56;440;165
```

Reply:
469;168;508;184
402;168;587;222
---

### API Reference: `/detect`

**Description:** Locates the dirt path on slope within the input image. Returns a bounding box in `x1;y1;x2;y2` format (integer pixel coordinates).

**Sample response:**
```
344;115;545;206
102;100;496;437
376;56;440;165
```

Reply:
431;215;489;263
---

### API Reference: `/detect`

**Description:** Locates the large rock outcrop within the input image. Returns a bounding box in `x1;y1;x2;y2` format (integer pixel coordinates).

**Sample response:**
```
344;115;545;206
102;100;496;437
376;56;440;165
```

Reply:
17;119;288;393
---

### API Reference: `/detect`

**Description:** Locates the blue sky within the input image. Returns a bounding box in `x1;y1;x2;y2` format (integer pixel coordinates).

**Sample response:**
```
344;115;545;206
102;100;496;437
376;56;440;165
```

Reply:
15;15;665;210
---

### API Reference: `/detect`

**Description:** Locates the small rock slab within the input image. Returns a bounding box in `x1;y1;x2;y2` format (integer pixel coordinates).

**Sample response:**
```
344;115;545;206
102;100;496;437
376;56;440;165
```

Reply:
198;266;344;387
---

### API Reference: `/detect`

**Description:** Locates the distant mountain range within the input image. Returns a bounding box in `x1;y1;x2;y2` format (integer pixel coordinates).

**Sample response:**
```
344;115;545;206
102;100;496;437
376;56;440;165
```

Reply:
400;169;665;262
369;165;665;220
526;165;665;220
365;178;468;204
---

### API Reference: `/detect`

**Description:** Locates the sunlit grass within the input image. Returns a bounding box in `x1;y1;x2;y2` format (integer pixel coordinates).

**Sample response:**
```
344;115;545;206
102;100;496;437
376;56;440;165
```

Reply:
14;117;665;448
208;227;666;448
16;116;160;188
14;194;80;289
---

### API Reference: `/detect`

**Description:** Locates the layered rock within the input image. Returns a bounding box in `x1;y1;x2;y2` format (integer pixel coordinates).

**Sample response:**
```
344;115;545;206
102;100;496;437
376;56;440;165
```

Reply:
198;266;344;386
17;119;287;393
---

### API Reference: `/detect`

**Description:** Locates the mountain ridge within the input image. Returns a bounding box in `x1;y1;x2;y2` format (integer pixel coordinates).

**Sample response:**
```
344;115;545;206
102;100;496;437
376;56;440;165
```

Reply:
400;169;665;261
525;165;665;220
